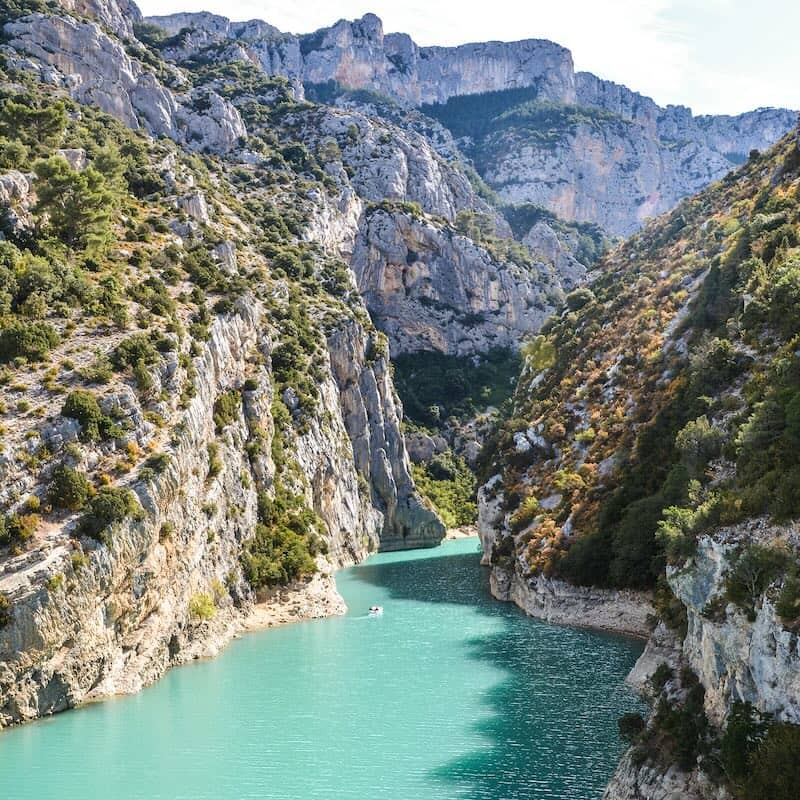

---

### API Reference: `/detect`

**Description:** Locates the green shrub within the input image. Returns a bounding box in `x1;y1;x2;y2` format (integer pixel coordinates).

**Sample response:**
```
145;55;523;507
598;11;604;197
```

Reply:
0;320;59;362
509;495;540;533
188;592;216;622
775;565;800;624
213;390;241;432
650;662;673;692
62;390;118;441
0;512;39;549
565;287;595;311
725;545;788;620
618;712;646;743
241;486;322;589
720;701;771;785
79;487;144;540
521;336;556;372
411;453;477;528
34;157;114;250
143;452;170;475
112;334;159;370
0;591;11;628
207;441;222;479
49;464;90;511
675;416;724;476
741;722;800;799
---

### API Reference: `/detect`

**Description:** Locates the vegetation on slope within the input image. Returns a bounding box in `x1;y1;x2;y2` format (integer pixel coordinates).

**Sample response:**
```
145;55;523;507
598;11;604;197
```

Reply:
0;48;380;594
485;131;800;592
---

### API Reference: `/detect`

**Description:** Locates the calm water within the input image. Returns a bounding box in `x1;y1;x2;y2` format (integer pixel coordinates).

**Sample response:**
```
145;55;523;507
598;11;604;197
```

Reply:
0;538;645;799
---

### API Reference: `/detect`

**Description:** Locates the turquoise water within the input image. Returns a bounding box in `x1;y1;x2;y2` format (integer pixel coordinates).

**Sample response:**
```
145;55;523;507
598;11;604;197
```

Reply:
0;538;645;799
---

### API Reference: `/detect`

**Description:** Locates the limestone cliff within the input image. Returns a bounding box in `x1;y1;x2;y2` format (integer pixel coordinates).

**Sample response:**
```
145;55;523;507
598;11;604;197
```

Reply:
0;2;445;727
0;300;441;726
350;207;555;355
478;121;800;796
146;10;796;237
4;11;245;153
146;11;576;108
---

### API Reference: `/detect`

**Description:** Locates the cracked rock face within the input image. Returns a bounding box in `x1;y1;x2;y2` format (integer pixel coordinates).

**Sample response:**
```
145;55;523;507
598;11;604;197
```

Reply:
4;13;245;154
0;300;442;728
146;11;576;108
351;208;555;355
671;535;800;725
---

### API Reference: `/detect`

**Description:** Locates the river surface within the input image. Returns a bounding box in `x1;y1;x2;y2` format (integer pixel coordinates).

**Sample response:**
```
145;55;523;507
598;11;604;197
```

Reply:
0;537;646;799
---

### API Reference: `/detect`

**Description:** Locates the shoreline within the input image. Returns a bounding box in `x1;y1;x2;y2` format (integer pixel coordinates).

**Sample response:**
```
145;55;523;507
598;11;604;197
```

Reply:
488;563;655;639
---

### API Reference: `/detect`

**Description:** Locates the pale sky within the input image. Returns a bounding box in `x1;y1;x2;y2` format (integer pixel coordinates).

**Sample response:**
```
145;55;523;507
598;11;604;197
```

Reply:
135;0;799;116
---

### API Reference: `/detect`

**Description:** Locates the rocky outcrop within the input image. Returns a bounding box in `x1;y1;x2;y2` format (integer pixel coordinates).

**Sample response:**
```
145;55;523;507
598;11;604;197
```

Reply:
523;220;589;291
489;564;654;637
328;322;444;550
350;208;555;355
603;750;725;800
480;101;797;236
143;11;796;237
577;71;796;158
288;105;500;224
57;0;141;39
671;533;800;725
146;11;576;108
477;477;653;636
3;13;245;153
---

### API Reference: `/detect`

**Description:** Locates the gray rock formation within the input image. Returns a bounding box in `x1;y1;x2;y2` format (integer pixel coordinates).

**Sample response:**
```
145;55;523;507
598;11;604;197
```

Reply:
671;533;800;725
3;12;245;153
146;11;575;108
479;98;797;236
523;220;589;291
58;0;141;39
350;208;555;355
143;10;796;237
0;299;442;728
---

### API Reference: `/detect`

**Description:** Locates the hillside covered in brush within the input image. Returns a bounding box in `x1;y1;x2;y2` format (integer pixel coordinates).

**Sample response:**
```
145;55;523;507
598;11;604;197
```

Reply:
480;124;800;799
483;126;800;589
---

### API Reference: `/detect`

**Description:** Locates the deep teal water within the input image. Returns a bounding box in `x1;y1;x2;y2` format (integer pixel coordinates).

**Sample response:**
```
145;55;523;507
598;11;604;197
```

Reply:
0;538;646;799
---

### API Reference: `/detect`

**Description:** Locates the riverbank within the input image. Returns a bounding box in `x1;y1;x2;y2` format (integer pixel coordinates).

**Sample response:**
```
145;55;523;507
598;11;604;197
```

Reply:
241;562;347;632
488;564;654;638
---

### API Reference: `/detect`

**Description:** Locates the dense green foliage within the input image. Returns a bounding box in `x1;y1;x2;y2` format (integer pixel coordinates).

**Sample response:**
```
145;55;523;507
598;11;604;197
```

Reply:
49;464;90;511
0;511;38;550
393;348;520;427
488;125;800;590
411;454;477;528
213;390;241;432
241;485;323;589
0;319;59;362
33;156;115;250
0;590;10;628
422;86;540;139
79;487;144;540
62;390;119;441
502;203;609;264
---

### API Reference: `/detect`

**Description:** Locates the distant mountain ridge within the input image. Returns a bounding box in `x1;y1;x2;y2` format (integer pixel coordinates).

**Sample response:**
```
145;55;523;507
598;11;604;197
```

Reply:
144;9;797;235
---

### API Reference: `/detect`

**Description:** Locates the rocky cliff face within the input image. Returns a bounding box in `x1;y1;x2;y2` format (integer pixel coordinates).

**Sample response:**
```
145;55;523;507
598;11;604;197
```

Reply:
477;93;797;236
146;11;576;108
4;11;245;153
350;207;555;355
146;10;796;238
477;121;800;796
671;532;800;726
0;298;441;726
0;0;447;727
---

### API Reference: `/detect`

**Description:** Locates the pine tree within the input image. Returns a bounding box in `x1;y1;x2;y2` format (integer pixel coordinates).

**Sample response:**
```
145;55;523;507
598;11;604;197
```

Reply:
33;156;114;249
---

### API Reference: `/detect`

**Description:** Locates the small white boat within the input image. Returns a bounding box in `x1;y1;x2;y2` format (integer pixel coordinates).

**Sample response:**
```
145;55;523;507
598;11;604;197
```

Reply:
368;605;383;616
